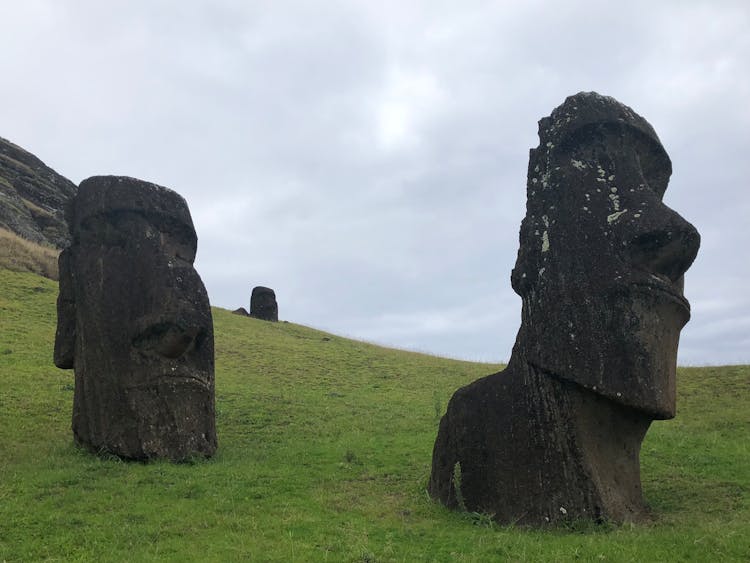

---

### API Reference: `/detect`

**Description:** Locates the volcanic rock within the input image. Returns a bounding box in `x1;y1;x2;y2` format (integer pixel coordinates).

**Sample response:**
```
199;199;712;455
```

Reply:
0;136;76;248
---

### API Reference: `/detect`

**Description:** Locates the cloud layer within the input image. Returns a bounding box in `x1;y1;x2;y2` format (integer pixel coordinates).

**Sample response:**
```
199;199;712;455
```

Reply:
2;0;748;364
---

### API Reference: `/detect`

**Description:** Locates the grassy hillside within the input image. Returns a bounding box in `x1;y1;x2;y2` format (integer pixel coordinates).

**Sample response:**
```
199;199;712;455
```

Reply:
1;268;748;561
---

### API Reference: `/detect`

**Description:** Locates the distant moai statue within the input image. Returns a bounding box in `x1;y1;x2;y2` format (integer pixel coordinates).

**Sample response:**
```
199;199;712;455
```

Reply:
54;176;217;461
429;92;700;525
250;286;278;321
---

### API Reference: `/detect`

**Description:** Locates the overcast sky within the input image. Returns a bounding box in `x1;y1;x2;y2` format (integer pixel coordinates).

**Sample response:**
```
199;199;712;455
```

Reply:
2;0;748;365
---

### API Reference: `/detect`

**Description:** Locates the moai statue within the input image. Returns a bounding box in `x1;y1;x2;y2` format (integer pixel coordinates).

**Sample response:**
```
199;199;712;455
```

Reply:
250;286;278;321
429;93;700;525
54;176;217;461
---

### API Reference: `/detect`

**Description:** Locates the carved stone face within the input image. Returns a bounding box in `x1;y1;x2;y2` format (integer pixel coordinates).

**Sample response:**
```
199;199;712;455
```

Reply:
54;176;217;460
250;286;278;321
511;93;700;419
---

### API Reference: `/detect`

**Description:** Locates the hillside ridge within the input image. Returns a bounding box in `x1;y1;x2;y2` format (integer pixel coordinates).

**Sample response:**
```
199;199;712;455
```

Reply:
0;136;76;248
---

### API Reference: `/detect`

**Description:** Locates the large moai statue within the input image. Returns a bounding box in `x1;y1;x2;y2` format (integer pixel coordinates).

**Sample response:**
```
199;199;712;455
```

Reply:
54;176;217;461
250;286;278;321
429;93;700;525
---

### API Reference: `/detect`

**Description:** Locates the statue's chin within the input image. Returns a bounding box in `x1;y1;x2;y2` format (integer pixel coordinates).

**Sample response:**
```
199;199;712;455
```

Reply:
520;286;685;420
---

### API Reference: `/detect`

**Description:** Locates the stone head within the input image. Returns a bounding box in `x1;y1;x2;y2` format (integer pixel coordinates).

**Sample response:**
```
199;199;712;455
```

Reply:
511;92;700;418
250;286;278;321
54;175;216;459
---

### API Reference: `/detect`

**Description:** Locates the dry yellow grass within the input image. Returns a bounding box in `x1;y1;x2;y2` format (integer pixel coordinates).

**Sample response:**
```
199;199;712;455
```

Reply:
0;227;59;280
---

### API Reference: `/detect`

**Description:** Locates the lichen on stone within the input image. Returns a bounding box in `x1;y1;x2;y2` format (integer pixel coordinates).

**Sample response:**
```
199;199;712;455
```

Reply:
607;209;628;223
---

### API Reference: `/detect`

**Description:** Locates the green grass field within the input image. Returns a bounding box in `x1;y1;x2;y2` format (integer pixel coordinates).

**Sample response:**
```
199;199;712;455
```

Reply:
1;268;748;561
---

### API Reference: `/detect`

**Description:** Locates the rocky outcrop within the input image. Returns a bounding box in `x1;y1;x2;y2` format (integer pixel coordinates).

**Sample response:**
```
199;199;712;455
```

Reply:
0;136;77;248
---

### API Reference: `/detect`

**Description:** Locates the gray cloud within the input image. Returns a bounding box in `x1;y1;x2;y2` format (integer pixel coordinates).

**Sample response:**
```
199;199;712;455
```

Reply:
2;0;748;364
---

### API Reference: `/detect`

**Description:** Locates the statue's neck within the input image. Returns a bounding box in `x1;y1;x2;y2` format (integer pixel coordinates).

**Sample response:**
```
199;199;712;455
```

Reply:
507;343;653;522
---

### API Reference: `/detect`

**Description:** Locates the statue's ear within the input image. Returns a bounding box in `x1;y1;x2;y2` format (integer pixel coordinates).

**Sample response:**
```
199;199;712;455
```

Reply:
511;215;542;297
54;248;76;369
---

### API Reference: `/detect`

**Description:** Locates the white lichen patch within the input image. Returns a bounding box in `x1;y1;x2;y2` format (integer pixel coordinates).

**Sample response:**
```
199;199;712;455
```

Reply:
538;267;546;277
597;165;606;177
609;192;621;211
571;159;586;170
608;175;615;181
607;209;628;223
542;215;549;252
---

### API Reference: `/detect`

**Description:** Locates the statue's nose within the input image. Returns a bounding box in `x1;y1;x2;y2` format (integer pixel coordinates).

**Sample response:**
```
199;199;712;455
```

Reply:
627;209;700;282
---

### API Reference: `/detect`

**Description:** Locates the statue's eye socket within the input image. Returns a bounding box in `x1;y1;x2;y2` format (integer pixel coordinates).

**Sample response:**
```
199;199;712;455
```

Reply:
78;216;128;246
160;230;196;262
154;217;197;262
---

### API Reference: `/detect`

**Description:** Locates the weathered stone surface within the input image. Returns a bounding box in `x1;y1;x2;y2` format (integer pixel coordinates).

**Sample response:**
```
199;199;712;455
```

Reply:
0;136;77;248
250;286;278;321
429;92;700;525
232;307;250;316
54;175;217;461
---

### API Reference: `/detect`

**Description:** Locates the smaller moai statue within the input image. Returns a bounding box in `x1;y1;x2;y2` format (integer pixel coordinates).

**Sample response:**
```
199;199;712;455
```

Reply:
250;286;278;321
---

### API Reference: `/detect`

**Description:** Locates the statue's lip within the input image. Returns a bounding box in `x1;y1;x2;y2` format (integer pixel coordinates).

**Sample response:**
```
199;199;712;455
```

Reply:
125;371;211;390
159;363;211;386
631;274;691;313
161;372;211;388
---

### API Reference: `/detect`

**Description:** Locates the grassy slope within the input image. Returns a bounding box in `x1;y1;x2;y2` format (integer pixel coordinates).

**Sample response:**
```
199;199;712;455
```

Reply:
0;269;748;562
